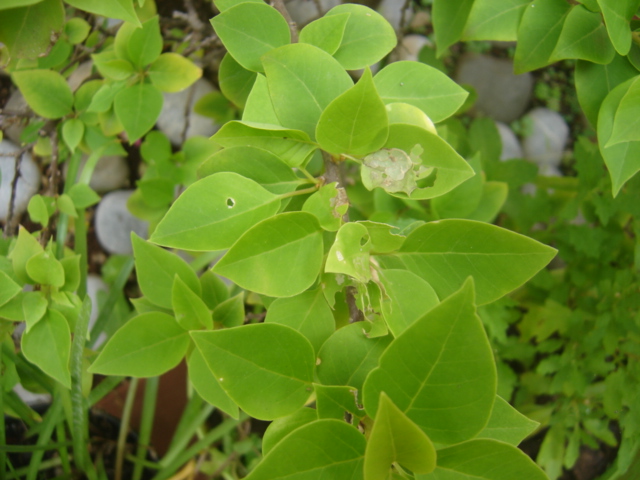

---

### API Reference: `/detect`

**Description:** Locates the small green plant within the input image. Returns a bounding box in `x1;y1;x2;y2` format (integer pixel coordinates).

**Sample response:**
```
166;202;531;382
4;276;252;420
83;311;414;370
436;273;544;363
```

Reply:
85;2;556;479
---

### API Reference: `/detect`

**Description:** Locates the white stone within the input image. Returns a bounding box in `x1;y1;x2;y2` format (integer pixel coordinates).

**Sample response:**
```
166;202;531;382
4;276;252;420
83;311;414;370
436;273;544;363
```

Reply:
522;107;569;171
378;0;413;31
2;89;29;144
86;274;109;347
94;190;148;255
0;140;41;222
156;78;220;145
456;53;533;123
391;34;430;63
496;122;523;160
285;0;341;26
65;155;129;193
67;61;93;92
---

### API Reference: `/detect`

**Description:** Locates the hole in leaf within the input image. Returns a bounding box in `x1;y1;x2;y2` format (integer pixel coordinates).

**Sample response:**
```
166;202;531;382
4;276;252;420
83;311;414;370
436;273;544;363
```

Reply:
226;198;235;208
360;235;370;247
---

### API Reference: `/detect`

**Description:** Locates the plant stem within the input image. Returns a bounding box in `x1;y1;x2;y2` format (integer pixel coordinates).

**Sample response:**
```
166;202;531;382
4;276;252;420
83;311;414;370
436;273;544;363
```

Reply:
87;377;123;407
152;413;248;480
56;150;83;259
276;184;320;200
8;457;63;480
297;166;320;184
89;256;134;347
55;421;72;475
115;378;139;480
271;0;298;42
26;399;63;480
75;208;88;299
132;377;159;480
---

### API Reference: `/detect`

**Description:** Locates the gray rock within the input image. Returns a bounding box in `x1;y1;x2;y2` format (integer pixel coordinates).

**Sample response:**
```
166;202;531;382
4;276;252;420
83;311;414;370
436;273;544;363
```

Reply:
67;61;93;92
378;0;413;31
391;34;430;63
65;155;129;193
94;190;148;255
496;122;523;160
522;107;569;172
2;90;29;144
285;0;340;26
0;140;41;222
156;78;220;145
455;53;533;123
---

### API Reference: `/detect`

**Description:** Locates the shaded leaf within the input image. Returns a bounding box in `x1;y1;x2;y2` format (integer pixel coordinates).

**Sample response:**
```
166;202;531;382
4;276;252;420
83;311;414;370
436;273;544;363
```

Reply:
191;323;315;419
214;212;324;298
151;172;280;251
363;279;496;445
299;13;350;55
114;83;163;142
172;275;212;330
463;0;530;41
89;312;189;377
262;407;318;455
187;348;239;418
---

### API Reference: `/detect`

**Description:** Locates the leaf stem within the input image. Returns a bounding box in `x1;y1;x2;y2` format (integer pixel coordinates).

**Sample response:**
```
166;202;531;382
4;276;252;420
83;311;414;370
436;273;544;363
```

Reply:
132;377;159;480
276;184;320;200
115;378;139;480
297;166;320;184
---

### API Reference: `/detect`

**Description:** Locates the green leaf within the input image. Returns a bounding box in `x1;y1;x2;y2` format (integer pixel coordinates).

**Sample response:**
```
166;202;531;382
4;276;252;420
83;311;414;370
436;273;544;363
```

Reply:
363;279;496;445
212;121;318;167
325;222;372;283
432;155;484;219
62;118;85;153
22;291;48;332
314;384;364;420
245;420;365;480
606;76;640;146
60;254;81;292
8;227;43;284
213;212;324;298
198;146;301;196
598;76;640;195
191;323;315;419
0;270;22;308
575;56;639;127
316;322;392;392
200;270;229;310
433;0;474;56
416;439;548;480
187;348;239;418
374;62;468;124
365;392;436;480
383;219;555;304
514;0;571;74
242;74;280;125
214;0;263;11
92;51;136;80
302;183;348;232
463;0;530;41
316;67;388;156
151;172;281;251
22;309;71;388
0;0;45;9
477;396;539;446
265;288;335;354
551;5;615;64
12;69;72;119
148;53;202;92
64;0;140;26
597;0;640;56
262;43;353;138
0;0;64;59
87;81;126;113
262;407;318;454
466;181;508;223
325;4;397;70
378;269;439;337
172;276;212;330
299;13;350;55
67;184;100;209
27;194;54;226
56;194;77;218
26;251;65;287
218;52;257;108
89;312;190;376
211;2;290;73
132;233;201;310
114;83;163;142
357;221;405;253
212;293;244;328
127;15;162;67
374;124;475;200
64;17;91;44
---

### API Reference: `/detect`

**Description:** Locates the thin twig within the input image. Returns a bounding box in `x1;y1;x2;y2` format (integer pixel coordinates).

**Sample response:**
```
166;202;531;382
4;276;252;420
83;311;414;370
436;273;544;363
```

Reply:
271;0;299;43
40;131;60;247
